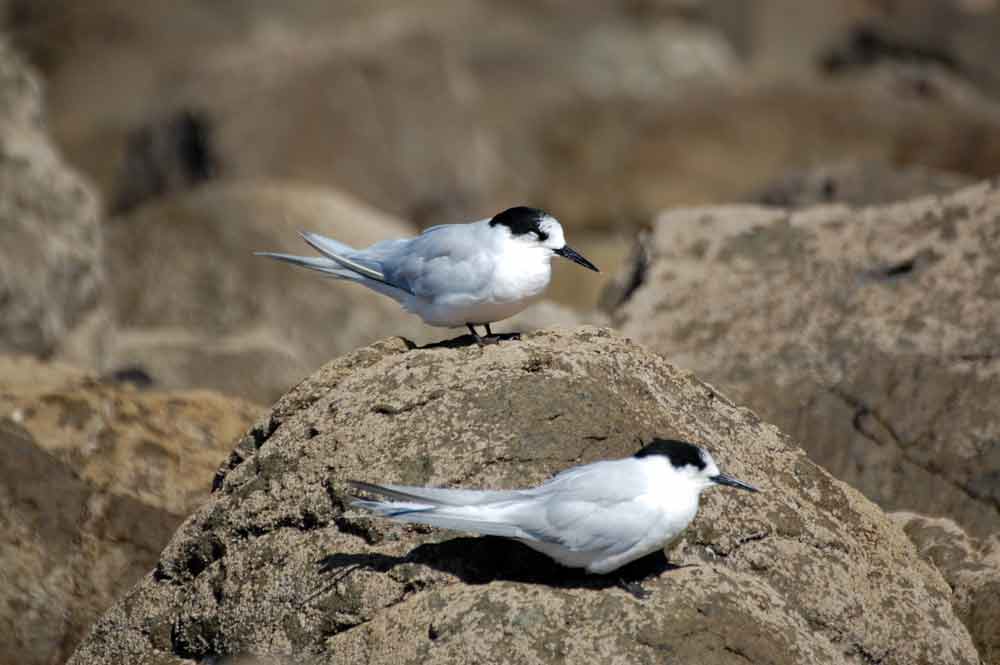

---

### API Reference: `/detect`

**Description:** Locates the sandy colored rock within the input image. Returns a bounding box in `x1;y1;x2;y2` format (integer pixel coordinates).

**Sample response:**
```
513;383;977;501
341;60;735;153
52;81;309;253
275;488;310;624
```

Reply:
0;355;262;665
68;328;977;664
892;512;1000;665
0;37;103;359
610;180;1000;539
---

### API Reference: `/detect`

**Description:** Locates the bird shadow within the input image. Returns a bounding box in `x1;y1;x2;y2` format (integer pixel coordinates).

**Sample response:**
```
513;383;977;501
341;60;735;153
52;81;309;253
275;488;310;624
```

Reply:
314;535;689;599
410;332;523;350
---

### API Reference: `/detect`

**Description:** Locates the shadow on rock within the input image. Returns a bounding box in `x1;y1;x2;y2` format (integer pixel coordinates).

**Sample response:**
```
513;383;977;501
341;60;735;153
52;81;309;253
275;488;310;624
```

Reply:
317;535;686;596
412;333;524;351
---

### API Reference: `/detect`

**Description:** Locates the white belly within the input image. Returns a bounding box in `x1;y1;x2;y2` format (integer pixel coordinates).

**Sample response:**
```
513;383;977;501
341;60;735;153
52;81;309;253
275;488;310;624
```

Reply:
413;296;538;327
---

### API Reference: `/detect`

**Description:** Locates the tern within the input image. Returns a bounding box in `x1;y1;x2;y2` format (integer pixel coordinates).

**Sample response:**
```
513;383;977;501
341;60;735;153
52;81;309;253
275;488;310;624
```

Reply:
348;438;758;594
255;206;598;345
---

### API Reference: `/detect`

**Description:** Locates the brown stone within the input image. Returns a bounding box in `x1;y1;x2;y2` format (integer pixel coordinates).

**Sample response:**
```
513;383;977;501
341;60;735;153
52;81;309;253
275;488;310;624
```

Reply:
0;355;262;665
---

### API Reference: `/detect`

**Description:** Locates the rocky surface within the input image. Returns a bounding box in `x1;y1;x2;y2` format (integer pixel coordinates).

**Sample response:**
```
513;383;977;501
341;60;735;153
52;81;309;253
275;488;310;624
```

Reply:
892;512;1000;665
610;180;1000;539
67;328;978;664
0;37;103;359
0;355;262;665
99;180;593;403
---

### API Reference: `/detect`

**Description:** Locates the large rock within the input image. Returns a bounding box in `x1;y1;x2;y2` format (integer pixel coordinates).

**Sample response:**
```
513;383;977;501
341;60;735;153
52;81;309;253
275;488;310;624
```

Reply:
100;181;590;403
892;512;1000;665
0;355;262;665
609;180;1000;538
0;37;103;358
67;329;977;664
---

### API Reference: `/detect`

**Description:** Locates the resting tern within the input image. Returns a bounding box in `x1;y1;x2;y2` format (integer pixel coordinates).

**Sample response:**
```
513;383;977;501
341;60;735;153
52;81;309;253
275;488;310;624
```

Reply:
348;439;758;588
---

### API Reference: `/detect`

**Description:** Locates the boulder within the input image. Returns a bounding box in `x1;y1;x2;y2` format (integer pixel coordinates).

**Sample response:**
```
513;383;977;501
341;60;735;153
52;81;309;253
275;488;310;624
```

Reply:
891;512;1000;665
0;37;103;359
0;355;262;665
100;181;591;403
609;180;1000;538
67;328;978;664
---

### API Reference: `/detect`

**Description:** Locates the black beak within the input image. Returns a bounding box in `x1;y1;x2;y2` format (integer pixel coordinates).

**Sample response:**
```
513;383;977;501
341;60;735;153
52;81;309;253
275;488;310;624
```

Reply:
711;474;759;493
554;245;599;272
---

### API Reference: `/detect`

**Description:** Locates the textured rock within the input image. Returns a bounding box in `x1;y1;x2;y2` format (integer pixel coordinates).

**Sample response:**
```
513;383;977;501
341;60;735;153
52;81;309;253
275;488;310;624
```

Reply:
0;37;103;358
892;512;1000;665
68;328;977;664
610;180;1000;538
0;355;262;665
100;181;590;403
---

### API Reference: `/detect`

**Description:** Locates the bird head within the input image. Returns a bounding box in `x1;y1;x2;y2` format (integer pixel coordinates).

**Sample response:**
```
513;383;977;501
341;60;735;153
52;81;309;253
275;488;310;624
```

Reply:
489;206;599;272
634;438;759;494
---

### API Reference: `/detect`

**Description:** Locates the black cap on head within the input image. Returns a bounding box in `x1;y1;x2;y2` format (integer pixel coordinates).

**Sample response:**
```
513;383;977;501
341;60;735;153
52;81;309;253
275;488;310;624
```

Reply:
634;438;706;470
489;206;549;241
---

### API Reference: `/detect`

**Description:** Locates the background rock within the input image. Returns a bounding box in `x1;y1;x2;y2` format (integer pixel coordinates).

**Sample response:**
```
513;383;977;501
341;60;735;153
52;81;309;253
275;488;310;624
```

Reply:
610;180;1000;539
68;329;977;665
10;1;1000;237
0;355;262;665
892;511;1000;665
0;37;103;359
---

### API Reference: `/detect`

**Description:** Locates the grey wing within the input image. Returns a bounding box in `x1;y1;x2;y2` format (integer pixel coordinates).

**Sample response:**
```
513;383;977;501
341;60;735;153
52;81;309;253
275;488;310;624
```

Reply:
515;461;656;553
379;225;495;300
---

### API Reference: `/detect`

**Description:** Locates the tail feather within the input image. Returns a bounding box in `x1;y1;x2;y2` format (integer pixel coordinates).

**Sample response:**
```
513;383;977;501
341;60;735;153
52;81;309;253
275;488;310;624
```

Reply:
299;231;411;294
349;498;533;540
348;480;537;540
255;231;413;297
347;480;524;507
254;251;354;278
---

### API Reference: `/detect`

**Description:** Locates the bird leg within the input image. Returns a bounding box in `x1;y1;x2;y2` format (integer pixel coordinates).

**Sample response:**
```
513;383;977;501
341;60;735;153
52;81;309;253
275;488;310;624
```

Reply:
467;324;500;346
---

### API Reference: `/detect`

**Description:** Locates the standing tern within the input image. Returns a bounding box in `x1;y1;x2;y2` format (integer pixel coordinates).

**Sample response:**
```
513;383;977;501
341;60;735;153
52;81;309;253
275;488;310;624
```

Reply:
348;438;758;593
255;206;599;345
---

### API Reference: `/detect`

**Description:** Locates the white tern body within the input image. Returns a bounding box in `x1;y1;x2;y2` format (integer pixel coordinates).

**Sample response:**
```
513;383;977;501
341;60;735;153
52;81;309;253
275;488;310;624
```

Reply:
349;439;758;574
256;206;598;336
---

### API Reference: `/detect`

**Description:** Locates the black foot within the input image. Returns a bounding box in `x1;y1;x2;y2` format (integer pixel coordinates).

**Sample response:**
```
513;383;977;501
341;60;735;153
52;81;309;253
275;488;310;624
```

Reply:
618;578;652;600
467;324;520;346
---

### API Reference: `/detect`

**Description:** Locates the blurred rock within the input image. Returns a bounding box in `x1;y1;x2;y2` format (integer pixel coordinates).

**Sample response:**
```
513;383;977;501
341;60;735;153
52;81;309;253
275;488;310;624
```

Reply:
111;108;218;215
11;2;1000;241
0;354;262;665
68;328;977;665
0;37;103;359
7;1;739;229
610;180;1000;538
892;512;1000;665
750;160;973;208
699;0;1000;98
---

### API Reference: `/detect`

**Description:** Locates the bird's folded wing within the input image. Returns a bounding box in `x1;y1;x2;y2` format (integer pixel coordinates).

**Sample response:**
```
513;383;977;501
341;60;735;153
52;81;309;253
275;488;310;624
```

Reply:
299;232;414;295
520;497;657;555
